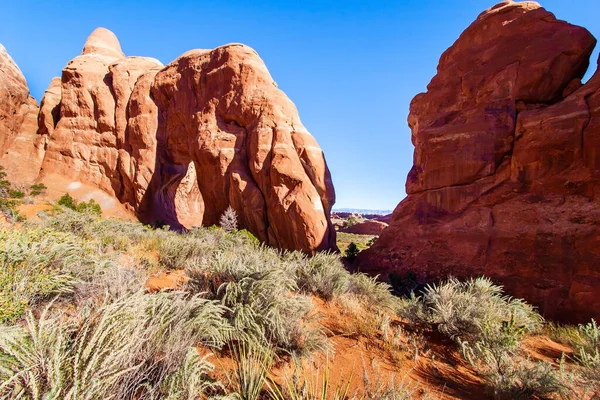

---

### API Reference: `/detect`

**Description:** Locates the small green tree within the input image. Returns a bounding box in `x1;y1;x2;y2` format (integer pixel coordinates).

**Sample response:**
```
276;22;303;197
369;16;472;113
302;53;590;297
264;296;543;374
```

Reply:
76;199;102;216
345;242;360;262
8;189;24;199
58;194;102;216
58;193;77;210
30;183;47;196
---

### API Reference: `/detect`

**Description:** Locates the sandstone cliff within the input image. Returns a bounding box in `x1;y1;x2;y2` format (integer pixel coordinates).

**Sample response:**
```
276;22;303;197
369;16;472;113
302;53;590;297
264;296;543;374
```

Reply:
357;0;600;322
0;44;44;184
0;28;336;253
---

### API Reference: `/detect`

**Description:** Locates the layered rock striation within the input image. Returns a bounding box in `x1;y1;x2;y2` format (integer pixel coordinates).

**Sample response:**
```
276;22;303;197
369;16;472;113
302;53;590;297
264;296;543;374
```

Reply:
357;1;600;322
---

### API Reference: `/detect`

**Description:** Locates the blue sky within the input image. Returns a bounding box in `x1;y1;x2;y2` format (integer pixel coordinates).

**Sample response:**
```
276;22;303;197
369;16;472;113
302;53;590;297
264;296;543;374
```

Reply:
1;1;599;210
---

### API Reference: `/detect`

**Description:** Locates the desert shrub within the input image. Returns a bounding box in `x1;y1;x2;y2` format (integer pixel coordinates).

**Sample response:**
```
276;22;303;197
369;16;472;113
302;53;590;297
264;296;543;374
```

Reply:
402;277;560;399
185;244;327;356
347;273;397;310
58;193;101;215
460;341;568;399
0;220;149;321
414;277;542;344
0;291;230;399
294;251;350;300
345;242;360;261
0;198;22;223
76;198;102;215
158;233;208;270
0;228;82;323
238;228;260;245
220;205;238;232
343;214;362;228
572;319;600;388
0;165;10;197
29;183;47;196
366;236;378;247
8;189;24;199
58;193;77;210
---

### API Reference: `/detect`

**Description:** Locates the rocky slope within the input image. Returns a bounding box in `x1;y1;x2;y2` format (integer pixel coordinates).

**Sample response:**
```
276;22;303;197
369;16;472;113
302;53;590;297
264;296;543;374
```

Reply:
0;28;336;253
357;0;600;322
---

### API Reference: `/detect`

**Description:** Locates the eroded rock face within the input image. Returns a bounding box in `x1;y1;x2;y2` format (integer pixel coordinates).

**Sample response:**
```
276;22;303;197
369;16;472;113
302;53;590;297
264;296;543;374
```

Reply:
357;1;600;322
0;44;43;184
143;45;336;251
1;28;335;253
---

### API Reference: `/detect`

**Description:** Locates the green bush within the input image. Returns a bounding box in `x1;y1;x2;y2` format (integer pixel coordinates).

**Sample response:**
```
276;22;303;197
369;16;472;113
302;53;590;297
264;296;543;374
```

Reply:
0;228;80;323
76;198;102;215
58;193;102;216
8;189;24;199
58;193;77;210
186;249;325;355
460;341;568;399
30;183;47;196
404;277;556;399
0;165;10;196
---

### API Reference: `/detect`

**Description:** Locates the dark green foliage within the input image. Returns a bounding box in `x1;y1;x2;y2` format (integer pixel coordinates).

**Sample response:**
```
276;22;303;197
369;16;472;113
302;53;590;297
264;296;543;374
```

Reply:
76;198;102;216
58;193;77;210
30;183;47;196
58;193;102;216
8;189;24;199
345;242;360;261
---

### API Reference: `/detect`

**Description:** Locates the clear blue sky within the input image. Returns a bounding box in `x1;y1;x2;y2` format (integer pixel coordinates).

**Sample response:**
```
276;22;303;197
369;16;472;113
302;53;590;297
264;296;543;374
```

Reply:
1;1;599;210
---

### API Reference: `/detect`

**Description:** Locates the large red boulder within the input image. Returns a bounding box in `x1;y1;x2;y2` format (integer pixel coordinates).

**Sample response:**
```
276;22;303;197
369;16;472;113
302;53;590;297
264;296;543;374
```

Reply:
357;1;600;322
0;28;336;253
144;46;336;251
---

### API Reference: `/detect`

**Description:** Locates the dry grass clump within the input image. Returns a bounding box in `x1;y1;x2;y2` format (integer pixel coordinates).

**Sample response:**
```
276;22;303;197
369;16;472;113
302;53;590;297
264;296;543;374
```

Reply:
399;277;574;399
0;227;84;323
0;292;230;399
185;245;327;357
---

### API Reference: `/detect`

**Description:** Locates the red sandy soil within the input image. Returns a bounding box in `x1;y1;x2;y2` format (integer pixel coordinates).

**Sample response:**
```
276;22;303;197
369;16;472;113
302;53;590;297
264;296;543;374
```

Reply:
143;270;586;399
144;269;187;293
16;202;54;220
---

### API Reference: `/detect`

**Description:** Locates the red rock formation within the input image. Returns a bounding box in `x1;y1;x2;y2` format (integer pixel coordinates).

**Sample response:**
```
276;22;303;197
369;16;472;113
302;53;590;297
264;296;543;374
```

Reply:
0;28;335;253
339;219;388;235
357;1;600;322
143;45;335;251
0;44;43;184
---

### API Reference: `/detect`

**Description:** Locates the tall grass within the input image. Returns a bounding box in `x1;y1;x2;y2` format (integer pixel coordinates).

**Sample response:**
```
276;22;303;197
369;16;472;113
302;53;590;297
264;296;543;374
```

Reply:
407;277;542;344
185;247;327;356
0;291;230;399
